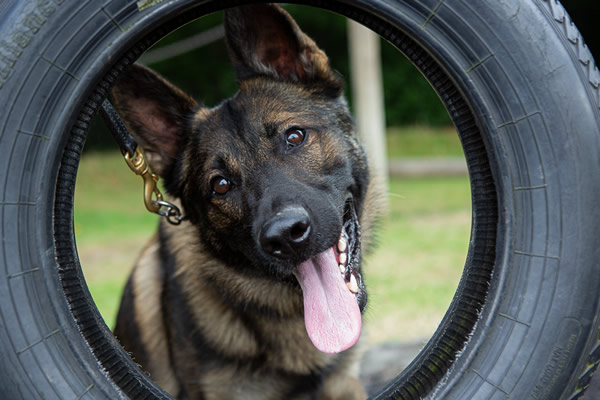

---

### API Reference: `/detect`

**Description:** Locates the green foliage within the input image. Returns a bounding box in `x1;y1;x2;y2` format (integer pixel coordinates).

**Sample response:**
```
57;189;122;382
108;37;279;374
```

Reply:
146;12;238;107
380;40;451;126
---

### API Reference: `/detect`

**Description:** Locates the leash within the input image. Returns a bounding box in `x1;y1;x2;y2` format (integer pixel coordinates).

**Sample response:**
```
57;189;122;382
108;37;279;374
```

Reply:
99;99;186;225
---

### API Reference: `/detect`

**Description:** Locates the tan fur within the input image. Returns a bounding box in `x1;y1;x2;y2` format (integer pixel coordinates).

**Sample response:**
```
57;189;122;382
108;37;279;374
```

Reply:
130;236;179;395
320;339;366;400
164;220;261;358
198;366;289;400
359;175;386;251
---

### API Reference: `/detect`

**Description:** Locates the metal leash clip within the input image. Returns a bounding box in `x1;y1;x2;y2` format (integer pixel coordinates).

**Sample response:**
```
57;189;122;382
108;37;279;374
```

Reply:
123;145;186;226
124;147;161;213
151;200;185;226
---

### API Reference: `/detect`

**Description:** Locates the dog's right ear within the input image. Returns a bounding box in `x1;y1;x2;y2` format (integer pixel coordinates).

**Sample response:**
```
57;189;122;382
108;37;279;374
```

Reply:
111;63;198;177
224;4;344;95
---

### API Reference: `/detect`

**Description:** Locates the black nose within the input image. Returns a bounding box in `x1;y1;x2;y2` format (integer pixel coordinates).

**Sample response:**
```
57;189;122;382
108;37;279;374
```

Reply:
259;206;311;260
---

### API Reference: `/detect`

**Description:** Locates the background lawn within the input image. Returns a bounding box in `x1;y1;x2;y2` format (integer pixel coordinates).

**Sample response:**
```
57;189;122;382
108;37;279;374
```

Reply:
75;125;470;343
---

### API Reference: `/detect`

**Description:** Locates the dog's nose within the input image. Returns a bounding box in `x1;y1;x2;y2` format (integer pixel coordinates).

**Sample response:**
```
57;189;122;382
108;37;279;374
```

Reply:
259;206;311;260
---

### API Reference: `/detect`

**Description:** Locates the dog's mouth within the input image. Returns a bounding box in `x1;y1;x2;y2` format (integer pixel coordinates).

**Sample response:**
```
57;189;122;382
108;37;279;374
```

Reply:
338;198;367;306
293;197;366;354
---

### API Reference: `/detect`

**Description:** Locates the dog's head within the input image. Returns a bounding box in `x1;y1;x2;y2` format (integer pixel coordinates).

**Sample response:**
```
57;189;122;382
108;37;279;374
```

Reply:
112;4;372;354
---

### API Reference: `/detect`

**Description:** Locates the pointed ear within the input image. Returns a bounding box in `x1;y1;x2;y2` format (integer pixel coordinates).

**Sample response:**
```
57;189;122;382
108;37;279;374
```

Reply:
224;4;344;94
111;63;198;176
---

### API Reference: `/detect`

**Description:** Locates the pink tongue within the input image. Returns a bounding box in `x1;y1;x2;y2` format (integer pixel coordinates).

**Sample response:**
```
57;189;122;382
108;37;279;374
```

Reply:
294;247;362;354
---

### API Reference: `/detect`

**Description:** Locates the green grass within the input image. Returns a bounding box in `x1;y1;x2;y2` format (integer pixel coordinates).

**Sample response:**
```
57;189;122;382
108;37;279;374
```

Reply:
74;152;159;244
75;127;471;342
386;125;464;158
74;152;159;326
364;178;470;342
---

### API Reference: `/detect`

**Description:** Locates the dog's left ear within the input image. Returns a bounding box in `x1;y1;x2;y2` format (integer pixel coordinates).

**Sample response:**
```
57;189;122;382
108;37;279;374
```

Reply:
111;63;198;177
224;4;344;95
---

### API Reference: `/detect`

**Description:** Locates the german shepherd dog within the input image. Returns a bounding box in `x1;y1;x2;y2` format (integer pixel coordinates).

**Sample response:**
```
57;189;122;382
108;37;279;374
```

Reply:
112;4;379;399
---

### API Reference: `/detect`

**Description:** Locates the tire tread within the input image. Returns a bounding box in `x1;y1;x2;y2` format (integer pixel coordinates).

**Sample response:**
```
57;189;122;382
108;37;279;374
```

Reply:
540;0;600;107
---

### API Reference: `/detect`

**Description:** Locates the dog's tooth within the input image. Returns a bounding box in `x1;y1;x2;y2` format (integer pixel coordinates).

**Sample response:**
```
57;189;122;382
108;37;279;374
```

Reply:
337;237;347;253
339;263;346;274
347;274;359;294
339;252;347;266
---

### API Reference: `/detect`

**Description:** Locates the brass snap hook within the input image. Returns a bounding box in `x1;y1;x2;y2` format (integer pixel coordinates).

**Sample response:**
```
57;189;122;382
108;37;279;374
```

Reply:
124;147;163;213
122;148;187;225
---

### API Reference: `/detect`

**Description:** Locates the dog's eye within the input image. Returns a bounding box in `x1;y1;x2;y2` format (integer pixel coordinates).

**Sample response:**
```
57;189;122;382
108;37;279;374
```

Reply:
212;176;231;196
285;128;306;147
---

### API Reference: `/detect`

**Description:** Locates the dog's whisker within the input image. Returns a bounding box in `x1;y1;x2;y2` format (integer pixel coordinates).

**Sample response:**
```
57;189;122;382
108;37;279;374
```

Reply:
386;192;406;199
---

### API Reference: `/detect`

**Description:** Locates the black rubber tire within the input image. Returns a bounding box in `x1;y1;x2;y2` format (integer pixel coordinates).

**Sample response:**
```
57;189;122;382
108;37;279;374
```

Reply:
0;1;598;399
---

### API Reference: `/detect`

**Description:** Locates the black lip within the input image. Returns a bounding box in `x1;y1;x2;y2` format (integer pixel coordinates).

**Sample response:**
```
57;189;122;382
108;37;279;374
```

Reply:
342;196;367;312
343;197;361;269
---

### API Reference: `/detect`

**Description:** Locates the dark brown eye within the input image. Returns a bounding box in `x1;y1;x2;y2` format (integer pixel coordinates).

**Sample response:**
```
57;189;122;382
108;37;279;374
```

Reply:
285;128;306;147
212;177;231;196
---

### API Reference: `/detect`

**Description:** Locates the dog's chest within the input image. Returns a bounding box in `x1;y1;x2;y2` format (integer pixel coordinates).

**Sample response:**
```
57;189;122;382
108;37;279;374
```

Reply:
252;314;336;372
170;308;341;399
